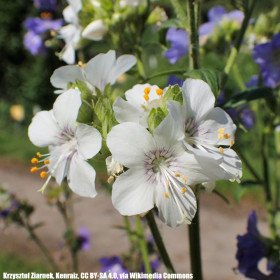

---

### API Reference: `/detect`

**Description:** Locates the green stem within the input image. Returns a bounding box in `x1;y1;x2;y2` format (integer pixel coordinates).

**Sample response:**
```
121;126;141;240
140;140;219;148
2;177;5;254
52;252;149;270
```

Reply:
188;190;203;280
221;0;256;88
135;216;152;273
170;0;188;30
146;211;176;273
236;148;263;185
187;0;200;69
25;220;59;272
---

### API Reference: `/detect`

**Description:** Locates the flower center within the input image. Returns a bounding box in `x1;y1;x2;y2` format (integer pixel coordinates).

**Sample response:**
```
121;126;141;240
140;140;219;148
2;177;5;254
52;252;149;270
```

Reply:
185;118;198;137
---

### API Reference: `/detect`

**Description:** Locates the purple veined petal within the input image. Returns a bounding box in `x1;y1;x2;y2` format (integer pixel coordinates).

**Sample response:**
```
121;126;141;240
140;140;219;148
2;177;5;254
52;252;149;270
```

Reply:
272;33;280;48
239;107;255;130
247;211;259;235
208;6;226;22
24;17;63;34
24;31;45;55
77;227;91;251
253;42;273;64
99;256;128;276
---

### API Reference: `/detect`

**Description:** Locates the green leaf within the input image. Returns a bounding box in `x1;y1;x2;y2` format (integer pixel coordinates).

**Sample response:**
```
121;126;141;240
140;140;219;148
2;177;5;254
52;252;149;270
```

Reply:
148;107;167;132
222;87;275;108
163;84;183;104
185;68;221;97
77;100;93;124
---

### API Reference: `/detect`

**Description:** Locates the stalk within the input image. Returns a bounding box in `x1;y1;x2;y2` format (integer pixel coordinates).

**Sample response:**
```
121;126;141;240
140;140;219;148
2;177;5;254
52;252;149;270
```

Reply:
188;189;203;280
135;216;152;273
221;0;256;88
146;211;176;273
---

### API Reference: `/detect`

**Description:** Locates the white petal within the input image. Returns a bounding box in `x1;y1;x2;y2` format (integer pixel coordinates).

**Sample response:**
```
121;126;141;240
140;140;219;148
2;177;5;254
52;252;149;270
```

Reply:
76;124;102;159
50;65;84;91
68;154;97;197
182;78;215;121
60;44;76;65
28;110;61;147
107;122;155;168
82;19;107;41
153;114;185;149
53;88;81;131
49;146;69;184
197;107;236;146
108;54;136;85
84;50;116;91
112;168;155;216
68;0;82;13
155;183;197;228
113;97;143;125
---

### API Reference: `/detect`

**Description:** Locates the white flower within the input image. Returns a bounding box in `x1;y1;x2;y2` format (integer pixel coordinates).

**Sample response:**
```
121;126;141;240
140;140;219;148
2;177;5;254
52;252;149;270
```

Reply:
120;0;146;8
58;0;82;64
107;117;227;227
82;19;107;41
28;88;102;198
167;78;242;187
51;50;136;93
113;84;165;127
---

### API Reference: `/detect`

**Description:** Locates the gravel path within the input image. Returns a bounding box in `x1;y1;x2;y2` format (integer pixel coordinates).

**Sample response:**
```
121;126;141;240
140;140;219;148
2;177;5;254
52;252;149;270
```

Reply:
0;159;268;280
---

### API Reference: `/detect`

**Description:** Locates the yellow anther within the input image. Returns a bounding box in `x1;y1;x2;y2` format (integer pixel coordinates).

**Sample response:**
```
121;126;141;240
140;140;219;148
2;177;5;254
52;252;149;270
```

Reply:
144;87;151;95
44;159;50;165
230;140;235;147
219;147;224;154
107;175;115;185
166;180;171;188
175;172;181;177
36;152;42;158
182;175;187;183
218;134;224;140
218;128;225;134
164;192;170;198
156;88;163;96
30;167;38;173
144;94;149;101
224;133;231;139
181;187;187;194
40;171;47;179
78;61;84;67
31;158;38;164
50;30;57;37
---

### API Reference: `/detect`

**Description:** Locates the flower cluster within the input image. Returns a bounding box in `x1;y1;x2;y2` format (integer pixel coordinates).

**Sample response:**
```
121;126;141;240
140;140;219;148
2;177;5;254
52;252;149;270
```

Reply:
28;48;242;228
24;0;63;55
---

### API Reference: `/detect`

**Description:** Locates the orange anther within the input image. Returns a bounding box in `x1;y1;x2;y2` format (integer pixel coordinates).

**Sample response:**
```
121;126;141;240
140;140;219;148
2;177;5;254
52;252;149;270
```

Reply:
30;167;38;173
31;158;38;164
44;159;50;165
40;171;47;179
144;87;151;95
156;88;163;96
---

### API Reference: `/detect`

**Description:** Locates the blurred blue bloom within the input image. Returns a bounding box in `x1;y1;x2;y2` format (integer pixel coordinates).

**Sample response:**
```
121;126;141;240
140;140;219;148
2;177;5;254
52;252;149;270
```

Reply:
100;256;128;277
24;17;63;35
217;92;255;130
77;227;91;251
24;31;45;55
165;28;189;64
167;75;184;87
199;6;244;37
253;33;280;88
236;211;280;280
34;0;57;11
246;75;258;88
0;198;19;219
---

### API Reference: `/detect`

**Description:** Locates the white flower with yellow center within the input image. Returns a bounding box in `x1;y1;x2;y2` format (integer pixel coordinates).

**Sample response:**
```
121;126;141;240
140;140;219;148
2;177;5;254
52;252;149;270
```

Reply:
51;50;136;93
167;78;242;187
28;88;102;197
107;116;226;227
58;0;82;64
113;84;165;127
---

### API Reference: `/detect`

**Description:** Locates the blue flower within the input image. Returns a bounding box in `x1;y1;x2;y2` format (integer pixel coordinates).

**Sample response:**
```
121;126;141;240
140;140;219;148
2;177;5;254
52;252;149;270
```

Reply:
24;17;63;35
253;33;280;88
99;256;128;278
199;5;244;37
24;31;45;55
165;28;189;64
76;227;91;251
167;75;184;87
236;211;280;279
34;0;57;11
